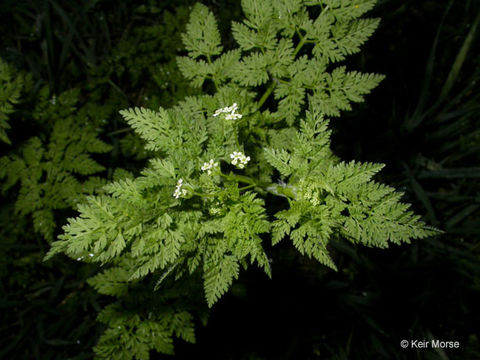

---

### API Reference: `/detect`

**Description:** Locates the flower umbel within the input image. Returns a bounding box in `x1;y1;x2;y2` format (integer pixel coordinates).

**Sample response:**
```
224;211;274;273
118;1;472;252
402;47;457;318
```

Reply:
213;103;243;120
201;159;219;175
230;151;250;169
173;179;188;199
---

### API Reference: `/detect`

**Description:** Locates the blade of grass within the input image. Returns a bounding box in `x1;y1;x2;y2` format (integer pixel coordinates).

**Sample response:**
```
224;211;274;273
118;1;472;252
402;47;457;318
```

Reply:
418;167;480;179
445;204;479;229
402;163;438;225
48;0;95;67
438;9;480;103
43;0;56;90
404;0;454;130
426;330;450;360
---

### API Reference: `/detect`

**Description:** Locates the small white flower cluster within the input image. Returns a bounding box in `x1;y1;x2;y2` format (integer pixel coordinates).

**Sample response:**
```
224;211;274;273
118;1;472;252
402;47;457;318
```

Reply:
230;151;250;169
213;103;243;120
173;179;187;199
201;159;219;175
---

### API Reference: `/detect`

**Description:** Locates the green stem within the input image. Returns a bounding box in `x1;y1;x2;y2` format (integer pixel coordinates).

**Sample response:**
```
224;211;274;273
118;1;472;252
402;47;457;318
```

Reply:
256;81;277;111
265;182;298;200
255;28;309;112
220;172;297;200
221;172;258;186
207;55;219;91
107;127;133;136
191;191;216;198
293;31;308;57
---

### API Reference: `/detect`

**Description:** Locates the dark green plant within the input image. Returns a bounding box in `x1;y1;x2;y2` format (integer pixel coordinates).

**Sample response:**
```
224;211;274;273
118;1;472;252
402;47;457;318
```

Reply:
0;87;112;241
0;2;201;359
303;1;480;358
46;1;438;358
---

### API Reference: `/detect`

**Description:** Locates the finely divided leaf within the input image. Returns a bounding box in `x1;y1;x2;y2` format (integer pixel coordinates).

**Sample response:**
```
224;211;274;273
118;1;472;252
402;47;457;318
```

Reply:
181;3;223;58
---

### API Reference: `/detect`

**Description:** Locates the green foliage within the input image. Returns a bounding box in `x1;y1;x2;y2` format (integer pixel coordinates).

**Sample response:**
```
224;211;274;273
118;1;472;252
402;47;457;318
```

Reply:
88;4;197;110
0;2;202;358
1;1;477;359
266;111;436;265
0;87;111;241
182;4;223;59
0;59;27;144
43;1;439;358
93;294;196;360
314;2;480;357
178;0;384;125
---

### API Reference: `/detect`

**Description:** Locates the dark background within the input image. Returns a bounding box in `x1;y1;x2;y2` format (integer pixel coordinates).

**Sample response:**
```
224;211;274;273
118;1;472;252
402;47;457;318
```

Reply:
0;0;479;359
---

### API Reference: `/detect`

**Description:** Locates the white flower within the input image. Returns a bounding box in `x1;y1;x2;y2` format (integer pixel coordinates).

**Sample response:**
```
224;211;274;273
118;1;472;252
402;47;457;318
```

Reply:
201;159;219;175
173;178;188;199
213;103;243;121
225;112;242;120
230;151;250;169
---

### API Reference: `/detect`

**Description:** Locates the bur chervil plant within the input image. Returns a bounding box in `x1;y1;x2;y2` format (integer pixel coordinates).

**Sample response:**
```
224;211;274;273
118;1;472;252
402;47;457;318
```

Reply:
46;0;438;358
